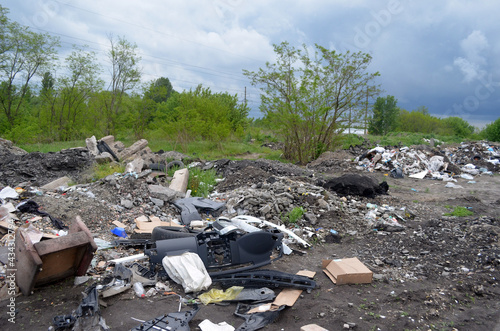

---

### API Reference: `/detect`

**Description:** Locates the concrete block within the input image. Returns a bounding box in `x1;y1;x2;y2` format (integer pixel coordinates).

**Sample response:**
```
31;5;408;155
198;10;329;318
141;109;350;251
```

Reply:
169;168;189;193
100;135;115;146
95;152;114;164
41;176;72;191
85;136;99;156
125;157;144;173
119;139;148;161
148;184;183;202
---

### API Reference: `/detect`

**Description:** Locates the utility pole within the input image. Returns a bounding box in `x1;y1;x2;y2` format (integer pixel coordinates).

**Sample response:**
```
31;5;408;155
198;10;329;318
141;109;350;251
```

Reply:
244;86;247;105
364;87;369;135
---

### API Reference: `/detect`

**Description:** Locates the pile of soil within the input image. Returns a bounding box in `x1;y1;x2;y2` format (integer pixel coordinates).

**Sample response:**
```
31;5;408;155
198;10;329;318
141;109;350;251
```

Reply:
0;140;499;331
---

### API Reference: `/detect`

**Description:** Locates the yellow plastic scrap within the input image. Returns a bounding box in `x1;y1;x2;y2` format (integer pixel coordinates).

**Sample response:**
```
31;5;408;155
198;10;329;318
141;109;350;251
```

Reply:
198;286;244;305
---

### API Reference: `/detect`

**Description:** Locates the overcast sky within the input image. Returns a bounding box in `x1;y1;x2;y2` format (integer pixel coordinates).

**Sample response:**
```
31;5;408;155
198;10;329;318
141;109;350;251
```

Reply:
3;0;499;127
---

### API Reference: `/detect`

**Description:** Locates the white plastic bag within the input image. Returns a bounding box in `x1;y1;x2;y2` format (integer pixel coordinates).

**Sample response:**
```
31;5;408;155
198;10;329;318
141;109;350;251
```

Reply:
162;252;211;293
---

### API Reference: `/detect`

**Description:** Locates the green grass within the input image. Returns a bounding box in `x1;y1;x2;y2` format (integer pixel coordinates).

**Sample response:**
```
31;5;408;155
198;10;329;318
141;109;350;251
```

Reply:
282;206;306;225
17;131;469;163
91;162;126;181
187;167;220;197
443;206;474;217
19;138;282;160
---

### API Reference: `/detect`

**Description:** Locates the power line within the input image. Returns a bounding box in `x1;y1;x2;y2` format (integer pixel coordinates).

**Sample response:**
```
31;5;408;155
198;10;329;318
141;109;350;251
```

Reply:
56;0;265;63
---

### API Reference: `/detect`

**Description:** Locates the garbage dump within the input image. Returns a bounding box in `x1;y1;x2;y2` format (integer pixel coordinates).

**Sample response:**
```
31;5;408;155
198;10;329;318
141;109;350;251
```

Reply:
0;137;499;330
350;141;500;179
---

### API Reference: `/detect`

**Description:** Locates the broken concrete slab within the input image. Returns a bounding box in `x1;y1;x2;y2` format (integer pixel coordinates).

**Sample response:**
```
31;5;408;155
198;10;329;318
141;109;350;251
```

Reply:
120;198;134;209
95;152;114;164
149;197;164;207
148;184;184;202
99;135;115;147
41;176;72;191
125;157;144;174
169;168;189;193
118;139;148;161
85;136;99;156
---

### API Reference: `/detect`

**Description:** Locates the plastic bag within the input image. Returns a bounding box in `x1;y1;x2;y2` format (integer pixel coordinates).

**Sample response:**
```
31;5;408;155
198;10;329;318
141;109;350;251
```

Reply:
162;252;211;293
198;286;243;305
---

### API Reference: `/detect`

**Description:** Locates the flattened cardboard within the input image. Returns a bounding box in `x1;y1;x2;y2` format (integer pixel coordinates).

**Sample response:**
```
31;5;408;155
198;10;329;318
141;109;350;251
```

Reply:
134;215;182;233
272;269;315;307
322;257;372;285
272;288;303;307
297;270;316;278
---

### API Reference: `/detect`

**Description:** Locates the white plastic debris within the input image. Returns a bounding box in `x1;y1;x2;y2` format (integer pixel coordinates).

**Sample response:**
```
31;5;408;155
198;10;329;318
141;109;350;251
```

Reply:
162;252;212;293
409;170;428;179
445;183;464;189
369;147;386;154
109;253;147;264
0;186;18;200
460;173;474;180
428;155;444;172
199;319;235;331
232;215;311;248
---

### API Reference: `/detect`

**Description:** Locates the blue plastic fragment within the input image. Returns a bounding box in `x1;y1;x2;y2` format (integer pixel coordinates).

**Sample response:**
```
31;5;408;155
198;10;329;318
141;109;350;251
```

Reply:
111;227;127;238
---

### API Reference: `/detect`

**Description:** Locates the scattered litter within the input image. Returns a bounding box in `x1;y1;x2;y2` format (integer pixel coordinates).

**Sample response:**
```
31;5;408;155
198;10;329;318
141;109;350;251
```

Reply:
133;282;145;298
409;170;427;179
460;173;474;180
198;286;244;305
445;183;464;189
199;319;235;331
93;238;115;250
0;186;18;200
110;226;127;238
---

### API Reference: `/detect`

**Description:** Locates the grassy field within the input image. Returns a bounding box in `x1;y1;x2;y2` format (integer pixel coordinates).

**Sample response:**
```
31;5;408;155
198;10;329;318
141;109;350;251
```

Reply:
17;131;470;159
18;138;283;161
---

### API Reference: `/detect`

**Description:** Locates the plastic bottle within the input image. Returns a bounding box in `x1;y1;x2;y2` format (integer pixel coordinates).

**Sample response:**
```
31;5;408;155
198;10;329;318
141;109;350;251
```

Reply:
133;282;145;298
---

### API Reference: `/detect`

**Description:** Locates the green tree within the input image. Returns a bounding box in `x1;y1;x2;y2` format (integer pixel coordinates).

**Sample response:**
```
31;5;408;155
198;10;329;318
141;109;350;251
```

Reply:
41;71;55;95
155;85;249;148
105;34;142;134
243;42;379;164
397;108;445;134
483;118;500;142
145;77;175;103
368;95;399;135
442;116;474;138
39;45;103;141
0;13;59;128
0;6;11;64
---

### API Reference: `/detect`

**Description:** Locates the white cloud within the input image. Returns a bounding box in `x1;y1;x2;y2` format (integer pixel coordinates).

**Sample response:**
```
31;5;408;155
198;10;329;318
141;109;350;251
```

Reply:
453;30;489;83
460;30;489;66
2;0;500;123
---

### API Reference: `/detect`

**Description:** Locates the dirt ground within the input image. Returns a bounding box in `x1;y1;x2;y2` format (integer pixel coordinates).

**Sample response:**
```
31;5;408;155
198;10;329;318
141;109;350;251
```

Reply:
1;145;499;331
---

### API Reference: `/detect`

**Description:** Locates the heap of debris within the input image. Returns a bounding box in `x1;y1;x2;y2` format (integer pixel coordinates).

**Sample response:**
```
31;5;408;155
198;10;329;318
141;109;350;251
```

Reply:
0;136;499;330
348;141;500;178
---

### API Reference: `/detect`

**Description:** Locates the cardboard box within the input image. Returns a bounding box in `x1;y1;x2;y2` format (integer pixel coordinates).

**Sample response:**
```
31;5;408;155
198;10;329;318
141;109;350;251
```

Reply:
322;257;372;285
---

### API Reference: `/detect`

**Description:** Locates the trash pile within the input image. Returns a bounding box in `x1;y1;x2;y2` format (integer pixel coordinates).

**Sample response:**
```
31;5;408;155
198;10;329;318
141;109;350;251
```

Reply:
1;137;499;330
351;141;500;179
